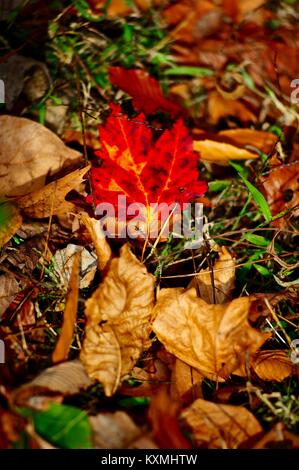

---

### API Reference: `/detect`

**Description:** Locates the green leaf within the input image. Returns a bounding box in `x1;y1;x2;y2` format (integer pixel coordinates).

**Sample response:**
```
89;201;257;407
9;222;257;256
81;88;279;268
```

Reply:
20;404;92;449
253;263;271;277
208;180;231;192
230;162;272;223
164;66;214;77
243;233;271;247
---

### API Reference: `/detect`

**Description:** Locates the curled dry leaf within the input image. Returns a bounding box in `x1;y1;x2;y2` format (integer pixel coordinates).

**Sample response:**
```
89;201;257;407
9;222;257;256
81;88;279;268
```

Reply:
80;244;155;396
254;422;299;449
152;289;269;381
78;214;112;273
18;166;90;219
181;399;262;449
207;92;257;125
0;116;81;197
0;273;20;318
219;128;277;155
251;350;294;382
13;360;93;407
189;246;235;304
52;250;81;364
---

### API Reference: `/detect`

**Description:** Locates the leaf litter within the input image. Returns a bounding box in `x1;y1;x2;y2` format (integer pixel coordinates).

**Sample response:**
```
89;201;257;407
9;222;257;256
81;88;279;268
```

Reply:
0;0;299;451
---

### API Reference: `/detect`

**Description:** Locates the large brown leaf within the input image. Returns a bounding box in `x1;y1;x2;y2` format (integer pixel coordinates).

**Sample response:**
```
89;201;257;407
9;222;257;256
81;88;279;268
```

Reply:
80;244;155;396
181;399;262;449
152;289;269;381
0;116;81;197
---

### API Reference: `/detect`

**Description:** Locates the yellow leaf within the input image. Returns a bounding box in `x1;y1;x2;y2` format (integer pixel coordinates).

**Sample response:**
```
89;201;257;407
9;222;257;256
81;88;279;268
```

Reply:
18;166;90;219
80;244;155;396
181;399;262;448
52;250;81;364
189;246;235;304
152;289;269;381
194;139;258;163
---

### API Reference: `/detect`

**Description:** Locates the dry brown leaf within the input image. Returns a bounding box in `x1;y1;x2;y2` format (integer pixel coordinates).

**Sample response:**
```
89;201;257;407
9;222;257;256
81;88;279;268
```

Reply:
189;246;235;304
219;128;277;155
90;411;142;449
193;139;258;164
251;350;294;382
152;289;269;381
181;398;262;449
0;116;81;197
207;91;257;125
254;422;299;449
18;166;90;218
78;214;112;272
0;272;20;318
171;358;203;404
148;387;192;449
80;244;155;396
52;250;81;364
13;360;94;407
0;202;22;248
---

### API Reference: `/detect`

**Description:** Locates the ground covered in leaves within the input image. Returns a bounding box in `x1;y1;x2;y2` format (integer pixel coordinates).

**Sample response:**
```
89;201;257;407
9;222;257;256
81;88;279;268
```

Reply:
0;0;299;449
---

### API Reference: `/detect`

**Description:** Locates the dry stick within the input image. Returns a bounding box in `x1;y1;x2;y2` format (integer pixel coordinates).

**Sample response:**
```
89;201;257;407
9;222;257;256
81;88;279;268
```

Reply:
264;297;292;347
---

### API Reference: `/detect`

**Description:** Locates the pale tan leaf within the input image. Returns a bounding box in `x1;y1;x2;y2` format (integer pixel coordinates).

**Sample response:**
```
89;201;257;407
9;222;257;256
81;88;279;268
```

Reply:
52;250;81;364
0;202;22;248
251;350;294;382
13;360;94;407
80;244;155;396
53;244;96;289
181;399;262;449
207;91;257;125
78;214;112;272
190;246;235;304
18;166;90;218
193;139;258;163
152;289;269;381
90;411;142;449
0;116;81;197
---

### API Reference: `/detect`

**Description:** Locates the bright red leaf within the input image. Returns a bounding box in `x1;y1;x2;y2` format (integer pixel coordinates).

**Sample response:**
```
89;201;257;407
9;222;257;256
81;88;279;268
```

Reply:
91;105;207;210
109;67;182;116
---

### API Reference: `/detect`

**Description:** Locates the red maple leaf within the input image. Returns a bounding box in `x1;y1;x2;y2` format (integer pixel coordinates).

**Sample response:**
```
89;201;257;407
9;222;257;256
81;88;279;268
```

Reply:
109;67;182;116
91;105;207;212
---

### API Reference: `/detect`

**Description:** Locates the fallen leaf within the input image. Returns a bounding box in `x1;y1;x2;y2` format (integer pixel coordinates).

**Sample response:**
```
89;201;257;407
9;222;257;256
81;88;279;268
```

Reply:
181;398;262;448
194;139;259;163
52;250;81;364
91;105;207;231
254;422;299;449
109;67;182;116
0;202;22;248
78;214;112;272
171;358;203;404
13;360;94;407
52;244;97;289
152;289;269;381
80;244;155;396
0;272;20;318
90;411;142;449
148;387;192;449
251;350;294;382
260;161;299;228
219;128;277;155
189;246;235;303
0;406;27;448
207;92;257;125
0;116;81;197
18;166;90;219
